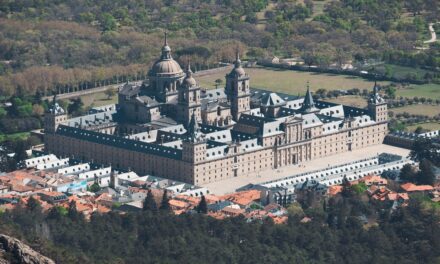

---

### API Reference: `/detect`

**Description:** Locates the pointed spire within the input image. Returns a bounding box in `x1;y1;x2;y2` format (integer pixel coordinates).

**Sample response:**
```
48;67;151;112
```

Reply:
186;59;193;76
234;51;242;68
161;31;172;60
302;82;318;113
187;112;201;142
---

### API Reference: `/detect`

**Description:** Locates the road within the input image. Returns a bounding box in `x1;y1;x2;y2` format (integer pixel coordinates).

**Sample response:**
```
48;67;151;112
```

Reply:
424;22;438;44
43;65;233;101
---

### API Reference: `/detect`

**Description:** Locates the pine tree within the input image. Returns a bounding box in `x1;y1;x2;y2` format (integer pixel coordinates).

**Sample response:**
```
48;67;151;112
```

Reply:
143;190;158;211
416;159;435;185
399;164;416;183
160;190;170;211
197;195;208;214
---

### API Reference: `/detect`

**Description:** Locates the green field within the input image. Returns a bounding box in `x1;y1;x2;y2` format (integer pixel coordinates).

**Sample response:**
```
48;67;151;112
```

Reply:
396;83;440;100
391;104;440;117
197;67;385;95
406;122;440;132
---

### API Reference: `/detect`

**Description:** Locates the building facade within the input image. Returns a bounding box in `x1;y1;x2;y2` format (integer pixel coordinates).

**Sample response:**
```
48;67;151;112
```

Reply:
44;37;388;185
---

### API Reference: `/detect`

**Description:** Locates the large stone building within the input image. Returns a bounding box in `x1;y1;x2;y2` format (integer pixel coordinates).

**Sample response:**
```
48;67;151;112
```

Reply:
44;37;388;185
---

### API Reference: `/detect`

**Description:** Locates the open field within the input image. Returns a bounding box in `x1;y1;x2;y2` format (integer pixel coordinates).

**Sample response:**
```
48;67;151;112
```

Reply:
396;83;440;99
78;90;118;108
406;122;440;132
197;67;386;95
323;96;368;108
391;104;440;117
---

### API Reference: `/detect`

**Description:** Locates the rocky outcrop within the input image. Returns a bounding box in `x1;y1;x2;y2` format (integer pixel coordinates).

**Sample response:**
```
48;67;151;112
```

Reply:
0;234;54;264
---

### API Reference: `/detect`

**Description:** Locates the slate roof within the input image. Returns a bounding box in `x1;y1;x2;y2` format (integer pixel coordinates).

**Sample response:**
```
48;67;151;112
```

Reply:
238;114;276;128
56;125;182;159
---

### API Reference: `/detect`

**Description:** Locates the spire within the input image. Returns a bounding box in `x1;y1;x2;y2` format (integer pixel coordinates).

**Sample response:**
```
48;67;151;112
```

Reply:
302;82;318;113
369;81;384;104
186;113;201;142
186;60;193;76
161;31;172;60
234;51;242;68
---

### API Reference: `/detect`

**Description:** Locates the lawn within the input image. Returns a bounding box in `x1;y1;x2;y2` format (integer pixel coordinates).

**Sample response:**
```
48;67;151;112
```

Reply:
391;104;440;117
78;90;118;108
323;96;368;108
396;83;440;100
406;122;440;132
0;132;30;143
197;67;385;95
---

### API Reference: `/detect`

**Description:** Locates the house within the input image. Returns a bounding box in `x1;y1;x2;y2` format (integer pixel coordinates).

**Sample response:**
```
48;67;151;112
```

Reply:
38;191;68;204
221;190;261;208
360;175;388;186
400;183;434;193
327;185;343;196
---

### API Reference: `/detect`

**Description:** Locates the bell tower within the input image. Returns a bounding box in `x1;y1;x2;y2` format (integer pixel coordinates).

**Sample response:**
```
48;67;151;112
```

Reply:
225;52;251;121
178;62;201;126
367;82;387;122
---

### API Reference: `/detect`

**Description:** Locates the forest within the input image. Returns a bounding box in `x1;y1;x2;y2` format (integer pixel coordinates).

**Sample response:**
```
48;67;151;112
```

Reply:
0;189;439;264
0;0;439;97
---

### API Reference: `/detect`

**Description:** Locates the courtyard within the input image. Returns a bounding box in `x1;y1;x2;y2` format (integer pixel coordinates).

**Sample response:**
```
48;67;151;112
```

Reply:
202;144;411;195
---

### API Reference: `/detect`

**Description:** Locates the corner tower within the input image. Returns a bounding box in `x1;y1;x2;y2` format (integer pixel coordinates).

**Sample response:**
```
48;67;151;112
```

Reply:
225;52;250;121
182;113;206;164
368;82;387;122
44;95;67;134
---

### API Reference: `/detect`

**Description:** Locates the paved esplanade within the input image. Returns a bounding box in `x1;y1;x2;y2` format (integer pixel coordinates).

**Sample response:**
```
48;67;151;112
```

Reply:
202;144;410;195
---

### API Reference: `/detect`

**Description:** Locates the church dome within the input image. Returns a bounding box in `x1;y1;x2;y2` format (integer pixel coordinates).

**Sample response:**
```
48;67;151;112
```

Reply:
149;33;183;76
151;59;183;75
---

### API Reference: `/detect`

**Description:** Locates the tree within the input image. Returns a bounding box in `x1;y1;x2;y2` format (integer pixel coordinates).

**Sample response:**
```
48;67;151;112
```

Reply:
399;164;416;182
416;159;435;185
410;138;440;166
414;126;424;134
197;195;208;214
160;190;170;211
100;13;117;31
143;190;157;211
104;88;116;100
27;196;41;213
214;79;223;89
89;182;101;193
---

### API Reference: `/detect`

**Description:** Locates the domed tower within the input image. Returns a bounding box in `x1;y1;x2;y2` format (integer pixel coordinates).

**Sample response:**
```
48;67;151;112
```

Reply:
178;62;201;126
148;33;185;103
225;52;250;121
368;82;387;122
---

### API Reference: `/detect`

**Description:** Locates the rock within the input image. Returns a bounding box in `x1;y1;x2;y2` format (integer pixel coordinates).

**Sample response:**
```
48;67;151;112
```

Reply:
0;234;55;264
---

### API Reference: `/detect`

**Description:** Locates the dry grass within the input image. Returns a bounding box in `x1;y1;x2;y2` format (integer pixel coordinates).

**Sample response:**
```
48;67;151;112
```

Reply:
79;90;118;108
391;104;440;117
323;96;368;108
197;67;386;95
406;122;440;132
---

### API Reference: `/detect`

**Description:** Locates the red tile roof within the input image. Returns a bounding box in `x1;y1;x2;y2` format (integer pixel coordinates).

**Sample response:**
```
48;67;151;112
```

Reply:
401;183;434;192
